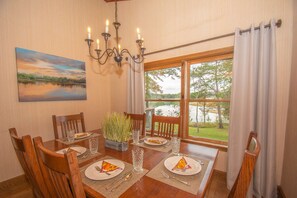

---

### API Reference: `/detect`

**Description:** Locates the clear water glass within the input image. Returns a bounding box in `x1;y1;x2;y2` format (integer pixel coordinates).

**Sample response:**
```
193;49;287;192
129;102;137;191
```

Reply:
132;147;144;173
171;137;181;155
89;137;98;154
66;130;75;142
132;130;140;144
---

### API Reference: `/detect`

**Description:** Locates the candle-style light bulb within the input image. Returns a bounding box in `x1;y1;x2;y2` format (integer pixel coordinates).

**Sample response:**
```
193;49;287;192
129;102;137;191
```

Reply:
87;27;91;39
118;44;121;52
105;20;109;33
96;39;100;49
136;28;141;40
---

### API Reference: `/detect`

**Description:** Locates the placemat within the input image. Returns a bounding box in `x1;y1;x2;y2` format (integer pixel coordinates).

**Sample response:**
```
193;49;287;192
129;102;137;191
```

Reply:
56;132;100;145
131;137;172;153
146;154;209;195
77;149;101;164
55;147;101;164
80;155;148;198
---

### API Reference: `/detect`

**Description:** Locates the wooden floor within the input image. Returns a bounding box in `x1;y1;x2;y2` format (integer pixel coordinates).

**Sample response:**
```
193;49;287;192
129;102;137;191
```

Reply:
0;171;229;198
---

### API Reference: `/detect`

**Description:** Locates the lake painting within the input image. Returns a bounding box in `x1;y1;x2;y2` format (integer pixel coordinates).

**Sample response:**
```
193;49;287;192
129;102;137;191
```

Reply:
16;48;86;102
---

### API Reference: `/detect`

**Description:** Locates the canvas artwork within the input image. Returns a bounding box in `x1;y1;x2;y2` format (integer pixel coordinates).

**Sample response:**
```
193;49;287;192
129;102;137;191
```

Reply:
16;48;86;102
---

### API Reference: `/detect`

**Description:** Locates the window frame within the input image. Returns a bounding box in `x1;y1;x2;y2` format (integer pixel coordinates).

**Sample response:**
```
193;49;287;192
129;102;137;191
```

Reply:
144;47;233;146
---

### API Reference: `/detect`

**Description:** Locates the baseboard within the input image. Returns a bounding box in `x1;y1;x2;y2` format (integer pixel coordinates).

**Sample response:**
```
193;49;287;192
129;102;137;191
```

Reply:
0;174;27;192
278;185;286;198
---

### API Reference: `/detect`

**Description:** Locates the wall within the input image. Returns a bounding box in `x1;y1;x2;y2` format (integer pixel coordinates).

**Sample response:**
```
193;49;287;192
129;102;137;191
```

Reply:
281;0;297;197
109;0;293;183
0;0;112;182
0;0;293;185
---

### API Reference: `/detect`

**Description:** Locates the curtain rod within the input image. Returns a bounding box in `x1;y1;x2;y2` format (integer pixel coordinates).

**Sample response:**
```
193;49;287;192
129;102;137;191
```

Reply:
144;19;282;56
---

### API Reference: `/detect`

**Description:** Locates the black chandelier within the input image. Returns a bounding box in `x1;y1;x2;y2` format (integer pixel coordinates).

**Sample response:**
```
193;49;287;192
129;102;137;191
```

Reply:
84;0;145;67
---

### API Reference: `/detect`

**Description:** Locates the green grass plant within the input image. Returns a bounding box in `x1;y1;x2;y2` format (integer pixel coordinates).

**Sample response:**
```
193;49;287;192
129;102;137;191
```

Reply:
188;126;229;141
102;112;132;142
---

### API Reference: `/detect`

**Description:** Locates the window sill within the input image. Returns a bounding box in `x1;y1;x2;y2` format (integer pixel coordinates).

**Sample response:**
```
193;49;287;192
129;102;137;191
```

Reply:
182;139;228;152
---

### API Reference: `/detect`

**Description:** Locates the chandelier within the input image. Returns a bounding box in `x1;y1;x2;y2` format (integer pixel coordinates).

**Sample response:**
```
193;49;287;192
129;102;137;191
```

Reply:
84;0;145;67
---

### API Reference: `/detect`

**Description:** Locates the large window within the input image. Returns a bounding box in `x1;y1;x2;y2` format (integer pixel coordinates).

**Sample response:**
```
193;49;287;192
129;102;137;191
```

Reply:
144;47;233;145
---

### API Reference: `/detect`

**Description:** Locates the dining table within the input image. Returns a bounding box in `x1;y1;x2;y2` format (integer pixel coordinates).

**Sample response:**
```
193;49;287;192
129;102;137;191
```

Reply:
43;129;219;198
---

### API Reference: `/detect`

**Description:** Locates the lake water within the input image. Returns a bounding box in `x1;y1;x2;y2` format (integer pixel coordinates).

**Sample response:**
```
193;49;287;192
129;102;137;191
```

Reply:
154;105;228;123
18;82;86;102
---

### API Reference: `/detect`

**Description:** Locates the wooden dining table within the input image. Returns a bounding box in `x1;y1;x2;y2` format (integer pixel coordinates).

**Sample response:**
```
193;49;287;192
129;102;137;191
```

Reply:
43;129;219;198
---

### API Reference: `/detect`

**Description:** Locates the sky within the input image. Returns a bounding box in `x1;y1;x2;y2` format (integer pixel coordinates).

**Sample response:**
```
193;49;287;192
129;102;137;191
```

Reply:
156;75;181;94
16;48;85;80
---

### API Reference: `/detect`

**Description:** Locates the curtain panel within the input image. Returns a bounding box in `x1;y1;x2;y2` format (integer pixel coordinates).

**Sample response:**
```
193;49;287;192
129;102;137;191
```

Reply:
227;20;277;198
127;60;145;114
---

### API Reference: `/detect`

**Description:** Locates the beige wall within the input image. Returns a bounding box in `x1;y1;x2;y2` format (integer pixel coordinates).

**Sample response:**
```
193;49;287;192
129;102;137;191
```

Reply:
0;0;112;182
281;0;297;197
0;0;293;185
109;0;293;183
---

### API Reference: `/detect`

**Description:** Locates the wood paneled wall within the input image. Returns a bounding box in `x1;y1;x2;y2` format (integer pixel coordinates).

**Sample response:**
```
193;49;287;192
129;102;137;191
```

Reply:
109;0;293;184
0;0;112;182
281;0;297;197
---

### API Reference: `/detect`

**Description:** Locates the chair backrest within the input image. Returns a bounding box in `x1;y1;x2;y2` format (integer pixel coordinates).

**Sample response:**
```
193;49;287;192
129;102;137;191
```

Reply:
228;131;261;198
124;112;146;136
151;114;181;139
33;136;86;198
52;112;86;139
9;128;50;197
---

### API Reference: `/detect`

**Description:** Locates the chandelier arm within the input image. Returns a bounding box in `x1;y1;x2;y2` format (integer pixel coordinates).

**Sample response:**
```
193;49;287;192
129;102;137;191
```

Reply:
98;48;118;65
121;49;144;64
88;47;100;60
101;48;116;59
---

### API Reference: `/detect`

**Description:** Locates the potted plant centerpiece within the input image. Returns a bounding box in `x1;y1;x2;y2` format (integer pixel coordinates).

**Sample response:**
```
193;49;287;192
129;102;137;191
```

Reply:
102;112;132;151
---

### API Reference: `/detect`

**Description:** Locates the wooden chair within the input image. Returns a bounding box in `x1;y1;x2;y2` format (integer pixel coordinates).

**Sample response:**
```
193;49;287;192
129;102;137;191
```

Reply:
33;136;86;198
228;131;261;198
52;112;86;139
151;114;181;139
9;128;50;198
124;112;146;136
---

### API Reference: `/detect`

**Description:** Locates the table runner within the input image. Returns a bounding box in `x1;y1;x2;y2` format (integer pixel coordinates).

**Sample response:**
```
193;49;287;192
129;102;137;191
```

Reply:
56;132;100;145
80;155;148;198
131;137;172;153
146;154;209;195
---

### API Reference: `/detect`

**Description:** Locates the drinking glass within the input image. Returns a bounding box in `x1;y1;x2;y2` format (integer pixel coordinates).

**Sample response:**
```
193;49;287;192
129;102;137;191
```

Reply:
171;137;181;155
89;137;98;154
66;130;75;142
132;130;140;144
132;147;144;173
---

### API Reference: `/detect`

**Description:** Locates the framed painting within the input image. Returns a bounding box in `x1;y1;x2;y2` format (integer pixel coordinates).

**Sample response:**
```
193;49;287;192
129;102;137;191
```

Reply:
16;48;87;102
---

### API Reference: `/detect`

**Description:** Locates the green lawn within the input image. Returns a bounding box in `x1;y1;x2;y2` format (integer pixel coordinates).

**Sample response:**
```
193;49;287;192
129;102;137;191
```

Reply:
188;127;228;141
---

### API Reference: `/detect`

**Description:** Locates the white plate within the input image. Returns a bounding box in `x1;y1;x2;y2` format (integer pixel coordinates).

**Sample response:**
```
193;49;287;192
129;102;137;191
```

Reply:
56;146;87;156
144;137;168;146
84;159;125;180
164;156;202;176
74;132;92;140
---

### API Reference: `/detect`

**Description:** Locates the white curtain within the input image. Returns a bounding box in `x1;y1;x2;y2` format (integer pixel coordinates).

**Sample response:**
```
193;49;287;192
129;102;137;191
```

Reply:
127;60;145;114
227;20;277;198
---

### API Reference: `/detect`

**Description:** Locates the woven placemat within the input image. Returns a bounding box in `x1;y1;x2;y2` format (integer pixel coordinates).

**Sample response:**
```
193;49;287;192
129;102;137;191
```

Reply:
131;137;172;153
80;155;148;198
55;147;101;164
56;132;100;145
77;149;101;164
146;154;209;195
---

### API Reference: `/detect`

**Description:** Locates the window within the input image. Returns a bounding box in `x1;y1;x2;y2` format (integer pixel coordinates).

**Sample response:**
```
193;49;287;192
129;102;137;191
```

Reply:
144;47;233;145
